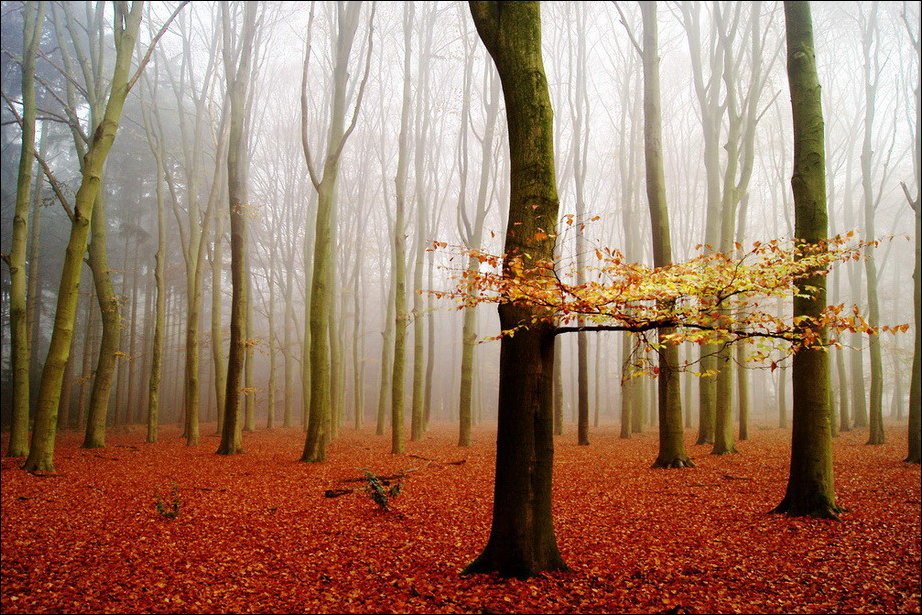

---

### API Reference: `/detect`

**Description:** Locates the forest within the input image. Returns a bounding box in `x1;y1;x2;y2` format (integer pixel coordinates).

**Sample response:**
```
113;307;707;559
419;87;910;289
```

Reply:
0;1;920;613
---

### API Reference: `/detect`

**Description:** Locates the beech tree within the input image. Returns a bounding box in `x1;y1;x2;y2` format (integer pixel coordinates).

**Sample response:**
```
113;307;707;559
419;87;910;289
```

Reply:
300;1;375;462
3;0;44;458
465;0;567;578
772;0;838;518
217;0;258;456
22;0;188;472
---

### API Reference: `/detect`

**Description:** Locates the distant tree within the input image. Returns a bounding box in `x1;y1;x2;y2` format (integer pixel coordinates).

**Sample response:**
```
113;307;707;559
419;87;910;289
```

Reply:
900;1;920;464
218;0;259;456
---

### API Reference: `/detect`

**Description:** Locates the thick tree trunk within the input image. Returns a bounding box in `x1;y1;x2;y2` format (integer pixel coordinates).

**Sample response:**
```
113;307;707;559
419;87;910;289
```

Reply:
464;1;567;578
772;0;839;519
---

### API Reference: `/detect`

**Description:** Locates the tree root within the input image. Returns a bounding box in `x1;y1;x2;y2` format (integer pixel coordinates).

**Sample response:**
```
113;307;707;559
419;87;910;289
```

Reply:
651;456;696;469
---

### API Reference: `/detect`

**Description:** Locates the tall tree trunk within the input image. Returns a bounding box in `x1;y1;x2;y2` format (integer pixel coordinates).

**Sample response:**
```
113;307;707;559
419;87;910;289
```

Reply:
772;0;839;519
82;192;121;449
639;1;691;469
27;128;49;410
860;4;885;446
390;2;414;456
376;271;395;436
24;2;146;473
76;283;97;433
6;0;44;458
464;1;566;578
301;2;373;462
903;15;920;462
218;1;258;456
210;203;226;435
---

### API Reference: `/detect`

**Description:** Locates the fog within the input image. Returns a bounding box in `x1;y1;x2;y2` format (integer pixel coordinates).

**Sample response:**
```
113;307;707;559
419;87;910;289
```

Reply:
1;1;918;448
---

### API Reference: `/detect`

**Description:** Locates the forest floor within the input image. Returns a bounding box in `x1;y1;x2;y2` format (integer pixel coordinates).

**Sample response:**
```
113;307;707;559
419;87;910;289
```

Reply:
1;423;919;614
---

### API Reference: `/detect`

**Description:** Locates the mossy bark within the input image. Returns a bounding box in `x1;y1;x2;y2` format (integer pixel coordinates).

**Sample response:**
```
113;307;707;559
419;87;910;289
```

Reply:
6;1;44;458
772;1;840;519
464;1;567;578
24;2;145;473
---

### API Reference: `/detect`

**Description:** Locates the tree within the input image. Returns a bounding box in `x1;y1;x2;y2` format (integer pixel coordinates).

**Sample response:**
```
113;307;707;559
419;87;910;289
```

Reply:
138;64;166;444
218;0;258;456
900;2;920;464
637;1;691;468
771;0;839;519
4;0;44;458
464;0;567;578
23;0;187;472
858;2;886;446
456;17;500;447
390;1;414;456
300;1;374;462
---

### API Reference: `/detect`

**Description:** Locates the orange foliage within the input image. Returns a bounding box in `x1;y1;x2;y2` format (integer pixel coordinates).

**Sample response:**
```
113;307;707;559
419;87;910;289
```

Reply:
431;234;908;375
2;426;919;613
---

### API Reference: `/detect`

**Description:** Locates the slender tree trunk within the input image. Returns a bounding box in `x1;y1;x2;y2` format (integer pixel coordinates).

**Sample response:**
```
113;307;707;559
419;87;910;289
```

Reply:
218;2;258;456
83;190;121;449
390;2;414;456
860;4;885;446
27;128;49;410
6;1;44;457
376;272;395;436
24;2;145;472
638;1;691;468
211;204;226;435
76;285;97;432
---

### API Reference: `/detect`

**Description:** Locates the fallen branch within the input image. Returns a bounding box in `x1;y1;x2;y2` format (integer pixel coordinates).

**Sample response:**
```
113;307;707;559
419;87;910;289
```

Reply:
338;469;417;484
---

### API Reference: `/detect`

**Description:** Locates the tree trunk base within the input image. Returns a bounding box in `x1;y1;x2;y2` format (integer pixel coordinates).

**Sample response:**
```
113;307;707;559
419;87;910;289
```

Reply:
461;545;569;580
695;436;713;445
216;445;243;455
81;441;105;450
904;453;921;464
770;494;842;520
6;446;28;458
22;457;55;473
865;434;885;445
711;445;737;455
651;455;695;469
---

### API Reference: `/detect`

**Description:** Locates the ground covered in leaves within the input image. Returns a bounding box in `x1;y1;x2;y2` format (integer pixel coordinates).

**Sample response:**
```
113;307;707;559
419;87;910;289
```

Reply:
2;423;920;614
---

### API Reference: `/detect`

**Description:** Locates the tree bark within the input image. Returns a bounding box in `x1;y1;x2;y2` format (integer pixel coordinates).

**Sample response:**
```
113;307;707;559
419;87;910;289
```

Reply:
639;1;692;469
772;0;839;519
6;0;44;458
464;1;567;578
218;1;258;456
24;2;146;473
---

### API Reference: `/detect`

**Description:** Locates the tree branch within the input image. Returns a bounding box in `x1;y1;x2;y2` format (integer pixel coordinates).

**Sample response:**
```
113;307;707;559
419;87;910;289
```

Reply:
126;1;191;92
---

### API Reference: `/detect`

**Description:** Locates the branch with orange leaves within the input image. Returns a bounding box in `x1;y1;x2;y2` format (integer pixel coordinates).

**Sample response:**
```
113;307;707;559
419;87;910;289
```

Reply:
429;232;909;376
